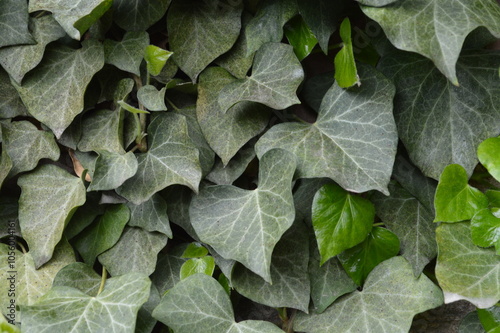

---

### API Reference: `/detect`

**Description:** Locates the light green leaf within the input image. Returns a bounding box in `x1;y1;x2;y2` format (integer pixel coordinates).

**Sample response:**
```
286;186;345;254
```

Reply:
0;315;20;333
181;243;209;258
206;146;256;185
18;164;86;268
312;184;375;264
285;15;318;61
378;51;500;180
219;43;304;112
334;18;359;88
190;149;296;283
180;257;216;280
137;85;167;111
231;221;310;312
0;0;34;48
113;0;171;31
144;45;173;77
434;164;489;222
52;262;101;296
127;194;172;237
78;109;124;153
471;208;500;254
245;0;298;56
87;151;138;192
168;0;242;81
361;0;500;84
0;16;66;84
104;31;149;76
294;256;443;333
152;273;284;333
478;137;500;183
21;273;150;332
1;120;60;177
436;222;500;308
117;113;202;204
13;40;104;138
0;69;27;119
197;67;269;165
256;64;397;195
73;204;130;266
98;226;168;276
29;0;112;40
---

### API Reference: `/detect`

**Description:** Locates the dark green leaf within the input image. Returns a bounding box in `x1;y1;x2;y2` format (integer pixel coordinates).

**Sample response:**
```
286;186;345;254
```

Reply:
127;194;172;237
205;146;255;185
0;0;34;48
87;151;138;191
113;0;171;31
0;69;27;119
104;31;149;76
285;15;318;61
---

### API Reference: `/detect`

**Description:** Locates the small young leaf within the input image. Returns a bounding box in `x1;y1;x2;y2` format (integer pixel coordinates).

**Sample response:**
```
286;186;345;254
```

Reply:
471;208;500;254
181;243;208;259
285;15;318;61
144;45;173;76
179;257;215;280
334;18;359;88
478;137;500;183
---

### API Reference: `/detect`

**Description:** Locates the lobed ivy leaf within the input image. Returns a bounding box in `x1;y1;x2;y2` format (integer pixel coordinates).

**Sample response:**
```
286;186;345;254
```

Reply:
52;262;101;296
0;0;34;48
18;164;86;268
478;137;500;183
113;0;171;31
0;69;27;119
137;85;167;111
190;149;296;283
127;194;172;237
87;151;138;192
78;109;124;154
104;31;149;76
256;64;397;195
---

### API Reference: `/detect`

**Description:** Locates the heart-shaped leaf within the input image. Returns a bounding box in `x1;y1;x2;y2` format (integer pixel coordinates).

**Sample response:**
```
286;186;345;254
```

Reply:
87;151;138;192
478;137;500;183
104;31;149;76
78;109;124;154
0;0;34;48
144;45;173;77
471;208;500;254
137;85;167;111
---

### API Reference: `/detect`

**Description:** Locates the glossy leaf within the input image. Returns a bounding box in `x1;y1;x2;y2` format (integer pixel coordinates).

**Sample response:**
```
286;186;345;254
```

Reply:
478;306;500;332
334;18;359;88
478;137;500;183
87;151;138;192
127;194;172;237
52;262;101;296
471;208;500;254
144;45;173;77
0;0;34;48
137;85;167;111
104;31;149;76
113;0;171;31
181;243;208;258
285;15;318;61
180;257;215;280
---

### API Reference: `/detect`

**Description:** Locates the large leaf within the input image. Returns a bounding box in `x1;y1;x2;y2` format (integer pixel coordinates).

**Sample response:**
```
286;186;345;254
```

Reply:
21;273;150;332
378;51;500;180
197;67;269;165
0;15;66;84
152;274;284;333
256;64;397;195
218;43;304;112
361;0;500;84
52;262;101;296
190;149;296;283
167;0;242;81
127;194;172;237
13;40;104;138
294;256;443;333
436;222;500;308
18;164;86;268
78;109;124;154
104;31;149;76
0;0;34;48
117;112;202;204
113;0;171;31
87;151;138;192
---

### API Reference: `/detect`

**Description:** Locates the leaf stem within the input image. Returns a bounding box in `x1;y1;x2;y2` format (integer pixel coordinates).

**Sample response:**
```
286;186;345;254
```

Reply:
17;242;27;254
373;222;385;227
165;97;180;111
133;75;148;152
97;266;107;296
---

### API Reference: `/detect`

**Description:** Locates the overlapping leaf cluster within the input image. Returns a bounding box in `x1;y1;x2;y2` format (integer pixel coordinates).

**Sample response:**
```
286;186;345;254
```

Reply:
0;0;499;332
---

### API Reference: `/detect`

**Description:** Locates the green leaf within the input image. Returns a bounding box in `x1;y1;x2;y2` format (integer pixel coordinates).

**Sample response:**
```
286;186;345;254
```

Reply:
113;0;171;31
21;273;150;332
127;194;172;237
471;208;500;253
434;164;489;222
294;256;444;333
378;51;500;180
73;204;130;266
459;311;486;333
152;274;284;333
18;164;86;268
118;100;149;114
144;45;173;77
13;40;104;138
180;257;215;280
334;18;359;88
136;284;161;333
1;120;60;177
294;178;334;225
285;15;318;61
87;151;138;192
312;183;375;264
478;138;500;183
167;0;242;81
0;0;34;48
205;146;256;185
162;185;199;239
190;149;296;283
218;42;304;111
338;227;400;286
104;31;149;76
0;315;20;333
301;71;334;112
436;222;500;308
478;306;500;332
78;109;124;153
0;16;66;84
150;248;187;294
29;0;113;40
181;243;209;259
197;67;269;165
52;262;101;296
361;0;500;84
98;226;168;276
0;149;12;192
0;69;27;119
231;221;311;312
256;64;397;195
64;192;104;240
117;113;202;204
137;85;167;111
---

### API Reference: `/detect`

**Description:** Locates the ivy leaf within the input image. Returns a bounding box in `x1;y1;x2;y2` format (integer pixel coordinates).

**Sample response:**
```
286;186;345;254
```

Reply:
117;113;202;204
167;0;243;81
18;164;86;268
13;40;104;138
0;0;34;48
338;227;400;286
436;222;500;308
478;306;500;332
459;311;485;333
0;16;66;84
478;137;500;183
113;0;171;31
285;16;318;61
29;0;113;40
0;150;12;189
312;183;375;265
152;274;284;333
127;194;172;237
206;146;256;185
144;45;173;76
434;164;489;223
21;273;150;332
293;178;334;225
358;0;397;6
136;285;161;333
1;120;60;177
378;50;500;180
179;257;215;280
294;256;444;333
0;315;19;333
301;71;334;112
197;67;269;165
218;43;304;112
87;151;138;192
162;185;199;239
334;18;359;88
190;149;296;283
361;0;500;84
471;209;500;254
137;85;167;111
104;31;149;76
0;69;27;119
150;248;187;294
181;243;209;258
64;192;104;240
78;109;124;154
52;262;101;296
98;227;168;276
256;64;397;195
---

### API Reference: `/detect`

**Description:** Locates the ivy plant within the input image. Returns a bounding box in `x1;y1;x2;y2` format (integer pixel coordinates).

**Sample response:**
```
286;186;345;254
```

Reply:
0;0;499;332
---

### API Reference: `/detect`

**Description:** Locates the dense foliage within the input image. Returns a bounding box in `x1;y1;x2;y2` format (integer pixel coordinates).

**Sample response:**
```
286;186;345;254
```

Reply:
0;0;499;332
